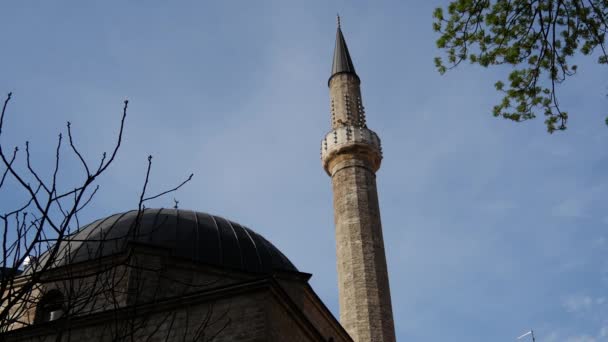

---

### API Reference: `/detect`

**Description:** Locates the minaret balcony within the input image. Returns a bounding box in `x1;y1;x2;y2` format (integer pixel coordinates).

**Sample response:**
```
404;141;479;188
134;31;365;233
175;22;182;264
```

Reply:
321;125;382;173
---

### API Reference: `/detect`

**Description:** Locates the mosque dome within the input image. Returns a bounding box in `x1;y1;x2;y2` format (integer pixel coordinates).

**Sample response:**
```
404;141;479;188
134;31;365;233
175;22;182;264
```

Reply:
49;208;297;274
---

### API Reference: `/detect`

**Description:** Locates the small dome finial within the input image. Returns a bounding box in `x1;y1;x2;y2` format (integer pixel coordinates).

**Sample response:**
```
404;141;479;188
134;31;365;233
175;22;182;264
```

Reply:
337;13;341;28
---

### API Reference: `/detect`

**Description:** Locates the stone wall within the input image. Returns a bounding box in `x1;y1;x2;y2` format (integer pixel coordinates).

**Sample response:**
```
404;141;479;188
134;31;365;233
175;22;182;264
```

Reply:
276;278;353;342
6;290;263;342
3;250;348;342
330;159;395;342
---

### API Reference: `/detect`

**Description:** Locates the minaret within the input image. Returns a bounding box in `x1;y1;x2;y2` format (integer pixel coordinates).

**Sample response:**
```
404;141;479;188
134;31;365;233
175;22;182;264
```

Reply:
321;19;396;342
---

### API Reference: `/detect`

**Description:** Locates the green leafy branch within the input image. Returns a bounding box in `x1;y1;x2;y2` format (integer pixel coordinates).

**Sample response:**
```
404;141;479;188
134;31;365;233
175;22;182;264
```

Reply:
434;0;608;132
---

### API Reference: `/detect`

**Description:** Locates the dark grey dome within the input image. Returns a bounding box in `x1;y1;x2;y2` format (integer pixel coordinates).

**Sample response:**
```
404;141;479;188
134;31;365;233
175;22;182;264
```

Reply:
53;209;297;274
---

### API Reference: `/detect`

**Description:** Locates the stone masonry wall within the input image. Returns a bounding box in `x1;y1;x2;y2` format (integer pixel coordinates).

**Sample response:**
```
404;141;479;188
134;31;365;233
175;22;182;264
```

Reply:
330;157;396;342
329;74;366;129
6;289;267;342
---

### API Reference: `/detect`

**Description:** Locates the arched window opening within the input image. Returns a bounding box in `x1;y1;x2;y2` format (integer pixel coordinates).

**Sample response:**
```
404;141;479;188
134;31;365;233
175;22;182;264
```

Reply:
35;290;65;323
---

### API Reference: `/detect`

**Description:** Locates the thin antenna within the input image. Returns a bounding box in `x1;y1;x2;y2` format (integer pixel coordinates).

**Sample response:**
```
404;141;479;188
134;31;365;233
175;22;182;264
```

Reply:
337;13;341;28
517;330;535;342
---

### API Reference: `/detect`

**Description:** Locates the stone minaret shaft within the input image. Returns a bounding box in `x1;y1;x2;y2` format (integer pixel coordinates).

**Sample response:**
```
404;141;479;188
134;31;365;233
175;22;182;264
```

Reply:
321;22;396;342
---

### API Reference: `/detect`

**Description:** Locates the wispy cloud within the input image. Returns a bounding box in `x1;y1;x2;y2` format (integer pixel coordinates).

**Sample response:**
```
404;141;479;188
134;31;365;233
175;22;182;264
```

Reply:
566;335;597;342
562;294;594;313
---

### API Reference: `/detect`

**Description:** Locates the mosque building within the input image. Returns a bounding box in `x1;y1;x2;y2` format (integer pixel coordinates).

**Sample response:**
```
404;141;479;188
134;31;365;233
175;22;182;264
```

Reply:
3;21;396;342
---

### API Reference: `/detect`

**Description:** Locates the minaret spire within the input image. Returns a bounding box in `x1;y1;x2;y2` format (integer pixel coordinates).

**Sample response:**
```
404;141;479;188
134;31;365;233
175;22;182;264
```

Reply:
321;21;396;342
330;17;358;85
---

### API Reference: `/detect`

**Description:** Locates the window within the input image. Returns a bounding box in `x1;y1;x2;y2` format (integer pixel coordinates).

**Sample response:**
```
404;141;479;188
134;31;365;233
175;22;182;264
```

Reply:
35;290;65;323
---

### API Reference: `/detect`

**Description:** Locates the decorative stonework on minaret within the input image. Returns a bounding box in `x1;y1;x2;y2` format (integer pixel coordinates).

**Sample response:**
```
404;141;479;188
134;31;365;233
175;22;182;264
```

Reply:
321;19;396;342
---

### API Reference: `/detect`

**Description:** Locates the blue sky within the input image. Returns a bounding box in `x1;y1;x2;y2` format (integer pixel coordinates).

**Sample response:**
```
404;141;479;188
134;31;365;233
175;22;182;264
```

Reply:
1;1;607;341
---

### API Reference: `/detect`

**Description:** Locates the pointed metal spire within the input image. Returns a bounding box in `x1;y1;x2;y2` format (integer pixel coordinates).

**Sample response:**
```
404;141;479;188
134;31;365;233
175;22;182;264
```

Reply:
330;16;358;84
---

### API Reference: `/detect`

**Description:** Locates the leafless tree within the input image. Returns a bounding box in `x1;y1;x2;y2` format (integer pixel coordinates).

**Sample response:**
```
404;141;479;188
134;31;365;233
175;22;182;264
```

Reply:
0;93;230;341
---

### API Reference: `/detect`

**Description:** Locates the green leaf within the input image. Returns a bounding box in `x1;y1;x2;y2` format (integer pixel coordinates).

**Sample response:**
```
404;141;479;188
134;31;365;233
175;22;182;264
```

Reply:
433;7;444;20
